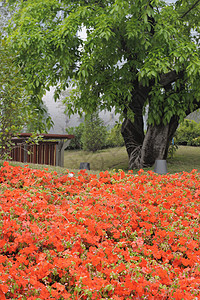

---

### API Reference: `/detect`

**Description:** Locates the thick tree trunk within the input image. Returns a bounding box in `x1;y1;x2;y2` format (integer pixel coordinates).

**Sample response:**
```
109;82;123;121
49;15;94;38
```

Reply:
121;71;186;170
121;83;150;163
122;115;179;169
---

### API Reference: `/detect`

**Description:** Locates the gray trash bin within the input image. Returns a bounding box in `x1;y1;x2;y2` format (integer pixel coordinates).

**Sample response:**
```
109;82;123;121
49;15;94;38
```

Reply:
80;162;90;170
154;159;167;174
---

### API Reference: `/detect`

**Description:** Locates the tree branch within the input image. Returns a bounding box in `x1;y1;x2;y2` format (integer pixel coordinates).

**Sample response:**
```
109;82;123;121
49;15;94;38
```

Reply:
159;70;184;87
180;0;200;18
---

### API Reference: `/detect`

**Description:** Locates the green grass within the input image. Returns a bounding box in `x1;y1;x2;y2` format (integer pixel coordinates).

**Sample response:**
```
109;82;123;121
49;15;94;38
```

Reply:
64;147;129;171
64;145;200;174
1;146;200;175
167;146;200;173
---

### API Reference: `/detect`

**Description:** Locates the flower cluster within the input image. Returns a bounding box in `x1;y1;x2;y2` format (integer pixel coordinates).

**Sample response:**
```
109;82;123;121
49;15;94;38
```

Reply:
0;162;200;299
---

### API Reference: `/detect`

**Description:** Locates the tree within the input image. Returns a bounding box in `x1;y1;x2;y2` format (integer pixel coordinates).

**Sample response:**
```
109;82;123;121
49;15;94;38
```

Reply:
0;34;50;159
81;112;107;152
8;0;200;168
0;35;29;158
0;2;53;159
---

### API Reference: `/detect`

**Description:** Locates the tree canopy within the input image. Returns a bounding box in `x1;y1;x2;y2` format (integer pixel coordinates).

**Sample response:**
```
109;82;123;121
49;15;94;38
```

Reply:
0;1;54;158
7;0;200;168
8;0;200;116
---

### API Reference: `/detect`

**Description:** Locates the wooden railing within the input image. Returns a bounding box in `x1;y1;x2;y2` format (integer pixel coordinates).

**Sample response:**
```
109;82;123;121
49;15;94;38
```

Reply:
10;133;74;167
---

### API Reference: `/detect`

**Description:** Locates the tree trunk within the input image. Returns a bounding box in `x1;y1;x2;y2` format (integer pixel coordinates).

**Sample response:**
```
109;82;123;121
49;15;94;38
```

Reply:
122;115;179;169
121;71;187;170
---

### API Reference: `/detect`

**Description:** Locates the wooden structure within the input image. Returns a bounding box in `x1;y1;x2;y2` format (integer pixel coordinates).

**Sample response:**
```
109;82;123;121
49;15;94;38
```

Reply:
10;133;74;167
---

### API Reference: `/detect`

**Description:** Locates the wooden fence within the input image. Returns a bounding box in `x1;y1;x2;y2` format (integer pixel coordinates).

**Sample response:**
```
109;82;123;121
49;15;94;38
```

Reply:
10;133;74;167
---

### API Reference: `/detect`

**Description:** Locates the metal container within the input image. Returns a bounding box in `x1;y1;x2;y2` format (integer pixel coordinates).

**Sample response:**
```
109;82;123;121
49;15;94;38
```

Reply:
80;162;90;170
154;159;167;174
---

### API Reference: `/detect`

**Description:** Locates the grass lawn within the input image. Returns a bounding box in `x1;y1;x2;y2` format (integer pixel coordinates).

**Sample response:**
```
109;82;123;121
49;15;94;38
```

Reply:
64;145;200;174
167;146;200;173
64;146;129;171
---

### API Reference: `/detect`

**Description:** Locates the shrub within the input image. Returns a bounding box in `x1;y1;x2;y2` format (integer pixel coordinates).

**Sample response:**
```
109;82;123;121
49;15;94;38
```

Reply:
65;120;125;151
191;136;200;146
66;123;84;150
175;119;200;146
167;138;179;158
81;112;108;152
106;123;125;148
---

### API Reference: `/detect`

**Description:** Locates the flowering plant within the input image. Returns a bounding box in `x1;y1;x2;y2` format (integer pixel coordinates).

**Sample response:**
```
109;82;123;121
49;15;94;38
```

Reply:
0;162;200;299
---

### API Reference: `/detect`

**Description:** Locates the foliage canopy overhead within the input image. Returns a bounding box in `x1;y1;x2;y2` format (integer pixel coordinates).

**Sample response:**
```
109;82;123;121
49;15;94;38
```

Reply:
8;0;200;125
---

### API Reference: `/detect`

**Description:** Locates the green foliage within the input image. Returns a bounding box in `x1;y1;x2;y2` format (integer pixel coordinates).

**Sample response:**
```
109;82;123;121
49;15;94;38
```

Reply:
81;113;107;152
24;104;53;133
175;119;200;146
0;35;29;158
106;123;124;148
0;30;53;159
65;121;124;150
66;123;84;150
191;136;200;146
7;0;200;125
167;138;179;159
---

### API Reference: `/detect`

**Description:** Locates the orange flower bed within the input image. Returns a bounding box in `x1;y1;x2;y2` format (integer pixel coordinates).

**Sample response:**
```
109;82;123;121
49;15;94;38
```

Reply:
0;162;200;299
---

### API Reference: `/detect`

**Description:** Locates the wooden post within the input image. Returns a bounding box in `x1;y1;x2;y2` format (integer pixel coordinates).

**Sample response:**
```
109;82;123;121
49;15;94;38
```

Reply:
23;144;28;163
45;144;49;165
56;139;71;167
